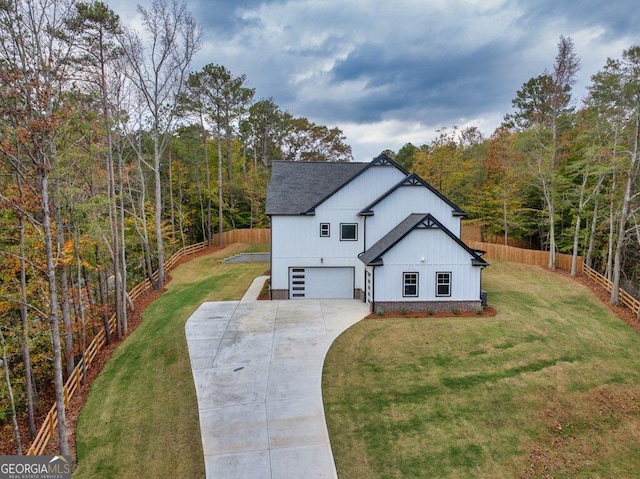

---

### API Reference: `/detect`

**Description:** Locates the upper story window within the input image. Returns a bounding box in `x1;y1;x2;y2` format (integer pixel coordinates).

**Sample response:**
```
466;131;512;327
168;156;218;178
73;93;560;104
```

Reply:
436;272;452;297
403;272;418;297
320;223;330;237
340;223;358;241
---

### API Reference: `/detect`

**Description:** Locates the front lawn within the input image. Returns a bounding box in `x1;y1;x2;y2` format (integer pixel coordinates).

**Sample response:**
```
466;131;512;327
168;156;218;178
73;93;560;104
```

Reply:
74;243;269;479
323;260;640;478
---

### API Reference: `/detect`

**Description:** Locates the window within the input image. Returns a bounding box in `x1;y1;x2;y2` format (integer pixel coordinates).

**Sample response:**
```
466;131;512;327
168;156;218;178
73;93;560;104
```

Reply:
340;223;358;241
320;223;330;237
403;272;418;297
436;272;451;297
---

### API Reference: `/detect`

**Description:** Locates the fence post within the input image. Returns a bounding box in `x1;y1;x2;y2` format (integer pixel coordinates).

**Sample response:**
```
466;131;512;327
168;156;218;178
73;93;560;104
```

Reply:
48;413;55;446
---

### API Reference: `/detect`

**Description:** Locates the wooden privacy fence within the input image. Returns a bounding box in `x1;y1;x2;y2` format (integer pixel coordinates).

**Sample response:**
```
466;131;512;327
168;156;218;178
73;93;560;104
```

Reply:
27;229;269;455
460;223;532;249
467;239;639;317
222;228;270;243
583;264;640;316
464;240;582;273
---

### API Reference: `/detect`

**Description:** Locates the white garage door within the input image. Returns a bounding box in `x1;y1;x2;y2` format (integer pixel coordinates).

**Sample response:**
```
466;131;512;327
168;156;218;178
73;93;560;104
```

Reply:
289;267;354;299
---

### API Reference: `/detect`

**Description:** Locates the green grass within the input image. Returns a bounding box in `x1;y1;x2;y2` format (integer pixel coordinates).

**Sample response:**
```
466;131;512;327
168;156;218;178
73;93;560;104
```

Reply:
74;243;269;479
243;243;271;253
323;260;640;479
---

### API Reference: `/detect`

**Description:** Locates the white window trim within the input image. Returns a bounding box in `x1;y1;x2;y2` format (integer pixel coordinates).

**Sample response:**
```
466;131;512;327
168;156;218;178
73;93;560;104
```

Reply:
320;223;330;237
403;272;418;297
340;223;358;241
436;271;452;297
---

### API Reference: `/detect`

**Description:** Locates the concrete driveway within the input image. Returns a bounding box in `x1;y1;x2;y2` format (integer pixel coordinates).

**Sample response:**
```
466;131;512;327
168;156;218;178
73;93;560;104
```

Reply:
185;277;369;478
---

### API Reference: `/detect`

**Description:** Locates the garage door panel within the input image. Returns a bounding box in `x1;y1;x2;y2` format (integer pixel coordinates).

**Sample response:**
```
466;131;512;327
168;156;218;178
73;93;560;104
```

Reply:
289;267;353;299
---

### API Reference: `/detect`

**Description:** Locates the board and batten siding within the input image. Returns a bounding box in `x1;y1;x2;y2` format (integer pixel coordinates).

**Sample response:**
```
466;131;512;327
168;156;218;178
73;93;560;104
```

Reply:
372;228;482;302
270;165;406;293
319;165;406;211
365;186;462;247
270;215;364;290
271;214;367;292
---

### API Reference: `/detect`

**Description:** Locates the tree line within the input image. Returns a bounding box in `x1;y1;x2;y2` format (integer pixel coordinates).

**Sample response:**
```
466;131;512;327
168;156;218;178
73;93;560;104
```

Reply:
385;37;640;316
1;1;638;457
0;0;351;454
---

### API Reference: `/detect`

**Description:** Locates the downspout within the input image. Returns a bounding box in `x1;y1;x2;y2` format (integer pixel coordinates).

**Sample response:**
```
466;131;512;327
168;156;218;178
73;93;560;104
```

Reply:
363;217;367;303
480;266;486;306
371;265;376;313
269;215;273;300
363;216;367;251
363;270;366;303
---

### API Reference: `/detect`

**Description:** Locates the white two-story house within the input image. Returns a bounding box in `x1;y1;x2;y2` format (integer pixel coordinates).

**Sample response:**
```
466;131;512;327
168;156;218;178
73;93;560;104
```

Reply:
265;154;488;312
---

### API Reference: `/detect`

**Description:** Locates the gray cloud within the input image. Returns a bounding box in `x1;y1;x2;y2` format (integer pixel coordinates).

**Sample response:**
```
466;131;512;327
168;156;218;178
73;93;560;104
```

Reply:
326;39;518;121
109;0;640;158
512;0;640;39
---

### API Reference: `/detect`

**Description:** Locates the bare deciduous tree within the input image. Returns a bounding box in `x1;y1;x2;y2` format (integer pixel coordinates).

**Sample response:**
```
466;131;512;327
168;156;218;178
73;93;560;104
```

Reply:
119;0;201;288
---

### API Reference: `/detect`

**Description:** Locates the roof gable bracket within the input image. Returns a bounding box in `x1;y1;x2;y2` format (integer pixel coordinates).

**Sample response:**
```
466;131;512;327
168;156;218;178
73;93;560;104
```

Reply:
403;176;423;186
416;218;440;229
370;154;396;167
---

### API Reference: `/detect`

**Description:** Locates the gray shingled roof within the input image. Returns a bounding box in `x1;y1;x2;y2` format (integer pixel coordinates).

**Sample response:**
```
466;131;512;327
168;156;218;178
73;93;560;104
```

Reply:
265;161;369;215
358;213;488;267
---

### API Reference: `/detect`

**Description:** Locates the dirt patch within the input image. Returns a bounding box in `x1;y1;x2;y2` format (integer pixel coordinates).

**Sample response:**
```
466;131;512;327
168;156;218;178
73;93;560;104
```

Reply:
520;385;640;478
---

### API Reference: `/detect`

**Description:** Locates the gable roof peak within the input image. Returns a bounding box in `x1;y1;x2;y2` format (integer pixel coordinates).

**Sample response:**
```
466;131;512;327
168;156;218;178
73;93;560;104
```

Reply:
358;171;466;217
358;213;488;267
372;153;394;165
371;153;409;174
402;173;424;186
300;155;408;214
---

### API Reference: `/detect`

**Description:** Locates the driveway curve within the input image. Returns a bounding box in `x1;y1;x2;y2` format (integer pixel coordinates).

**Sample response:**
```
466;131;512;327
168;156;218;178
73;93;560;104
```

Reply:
185;276;369;478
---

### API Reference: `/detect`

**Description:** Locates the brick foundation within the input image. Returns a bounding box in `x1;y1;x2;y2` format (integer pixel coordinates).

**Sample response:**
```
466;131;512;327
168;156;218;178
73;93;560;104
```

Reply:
271;289;289;300
354;289;364;301
372;300;482;314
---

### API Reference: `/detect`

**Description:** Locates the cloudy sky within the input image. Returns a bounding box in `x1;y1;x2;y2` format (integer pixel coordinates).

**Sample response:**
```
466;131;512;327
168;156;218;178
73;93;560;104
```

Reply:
110;0;640;160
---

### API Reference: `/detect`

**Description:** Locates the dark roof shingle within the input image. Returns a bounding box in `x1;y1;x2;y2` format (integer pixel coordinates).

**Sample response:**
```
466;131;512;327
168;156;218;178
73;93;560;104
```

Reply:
265;161;368;215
